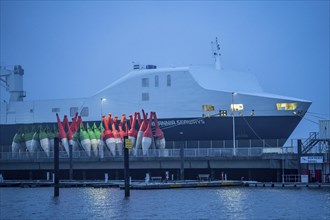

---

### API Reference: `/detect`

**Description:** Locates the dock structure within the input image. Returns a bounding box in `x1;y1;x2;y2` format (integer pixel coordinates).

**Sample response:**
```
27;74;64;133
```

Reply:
0;146;307;182
0;138;329;183
1;179;329;189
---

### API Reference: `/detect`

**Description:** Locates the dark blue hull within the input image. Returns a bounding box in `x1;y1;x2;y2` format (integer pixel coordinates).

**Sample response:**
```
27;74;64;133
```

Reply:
0;115;302;147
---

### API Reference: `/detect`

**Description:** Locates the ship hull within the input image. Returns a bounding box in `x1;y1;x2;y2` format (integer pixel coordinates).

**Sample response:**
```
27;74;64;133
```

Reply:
0;115;301;147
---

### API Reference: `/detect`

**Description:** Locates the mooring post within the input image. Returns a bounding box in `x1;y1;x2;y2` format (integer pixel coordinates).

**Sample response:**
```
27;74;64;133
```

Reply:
124;137;130;197
180;142;185;180
69;144;73;180
297;139;302;178
54;137;59;197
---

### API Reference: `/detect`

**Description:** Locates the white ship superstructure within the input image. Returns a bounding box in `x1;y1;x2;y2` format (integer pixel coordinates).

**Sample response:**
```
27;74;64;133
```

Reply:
0;39;312;150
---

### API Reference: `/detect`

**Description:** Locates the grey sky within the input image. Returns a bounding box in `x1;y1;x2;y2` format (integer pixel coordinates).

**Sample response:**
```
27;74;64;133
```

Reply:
1;1;329;140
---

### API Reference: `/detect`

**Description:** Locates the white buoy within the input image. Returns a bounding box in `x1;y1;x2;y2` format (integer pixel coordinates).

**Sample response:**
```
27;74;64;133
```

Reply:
142;112;153;156
39;128;50;157
79;124;91;157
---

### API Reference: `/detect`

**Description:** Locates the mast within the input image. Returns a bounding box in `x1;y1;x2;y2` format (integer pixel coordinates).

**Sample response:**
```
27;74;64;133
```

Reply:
211;37;221;70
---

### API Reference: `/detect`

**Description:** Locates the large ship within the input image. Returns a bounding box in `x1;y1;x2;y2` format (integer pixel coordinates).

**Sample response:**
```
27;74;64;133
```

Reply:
0;39;311;151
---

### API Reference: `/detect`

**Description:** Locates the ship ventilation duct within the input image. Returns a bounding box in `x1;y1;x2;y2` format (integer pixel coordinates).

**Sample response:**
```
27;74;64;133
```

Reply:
0;65;26;102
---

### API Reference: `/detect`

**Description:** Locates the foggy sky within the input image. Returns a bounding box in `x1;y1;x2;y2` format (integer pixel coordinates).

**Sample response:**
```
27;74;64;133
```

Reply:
1;1;329;141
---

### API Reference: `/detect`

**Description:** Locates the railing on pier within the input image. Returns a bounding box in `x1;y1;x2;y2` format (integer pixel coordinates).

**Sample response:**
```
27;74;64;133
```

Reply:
282;174;301;183
0;146;295;161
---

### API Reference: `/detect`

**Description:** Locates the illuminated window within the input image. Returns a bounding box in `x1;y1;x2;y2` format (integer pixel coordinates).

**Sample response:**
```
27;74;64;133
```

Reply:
142;92;149;101
230;104;244;111
167;75;171;87
142;78;149;87
80;107;89;117
70;107;78;117
155;75;159;87
202;105;215;111
219;110;227;116
276;103;297;110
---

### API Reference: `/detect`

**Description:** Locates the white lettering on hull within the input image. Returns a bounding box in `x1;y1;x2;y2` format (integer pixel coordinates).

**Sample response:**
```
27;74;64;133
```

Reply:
155;119;205;128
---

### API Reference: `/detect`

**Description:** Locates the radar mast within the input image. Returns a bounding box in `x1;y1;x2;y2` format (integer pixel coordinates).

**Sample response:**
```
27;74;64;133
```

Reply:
211;37;221;70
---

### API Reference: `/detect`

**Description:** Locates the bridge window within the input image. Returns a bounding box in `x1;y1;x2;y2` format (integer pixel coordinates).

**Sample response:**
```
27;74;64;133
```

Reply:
142;92;149;101
142;78;149;87
276;103;297;110
52;108;60;113
230;104;244;111
202;105;215;111
70;107;78;117
155;75;159;87
167;74;171;87
80;107;89;117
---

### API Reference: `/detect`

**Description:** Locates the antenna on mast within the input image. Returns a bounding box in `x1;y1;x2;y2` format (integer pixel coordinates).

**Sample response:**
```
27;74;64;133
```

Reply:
211;37;221;70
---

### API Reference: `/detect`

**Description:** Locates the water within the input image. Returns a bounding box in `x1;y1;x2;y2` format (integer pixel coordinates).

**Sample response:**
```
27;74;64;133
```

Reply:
1;187;330;219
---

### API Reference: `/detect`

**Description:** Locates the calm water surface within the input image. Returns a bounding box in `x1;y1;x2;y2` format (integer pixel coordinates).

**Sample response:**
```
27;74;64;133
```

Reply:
1;187;329;219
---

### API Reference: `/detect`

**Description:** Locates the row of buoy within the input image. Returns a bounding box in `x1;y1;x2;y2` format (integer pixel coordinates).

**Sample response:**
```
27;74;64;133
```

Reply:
101;110;166;156
11;125;57;158
11;110;166;158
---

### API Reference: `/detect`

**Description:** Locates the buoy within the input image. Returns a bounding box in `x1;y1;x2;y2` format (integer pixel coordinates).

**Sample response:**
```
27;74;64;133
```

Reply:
11;129;24;157
97;122;105;154
152;112;166;149
71;129;80;152
64;115;74;150
118;114;128;139
102;114;116;156
87;123;98;157
112;116;123;156
47;125;56;152
128;113;138;155
31;129;40;156
99;133;105;158
136;110;148;153
56;113;69;155
142;112;153;156
39;126;50;157
70;112;79;133
93;122;101;146
24;127;34;155
79;123;91;157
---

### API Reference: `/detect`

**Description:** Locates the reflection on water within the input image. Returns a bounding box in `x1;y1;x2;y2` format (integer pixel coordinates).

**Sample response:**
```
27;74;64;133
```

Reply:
217;188;248;219
1;187;330;219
